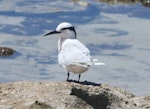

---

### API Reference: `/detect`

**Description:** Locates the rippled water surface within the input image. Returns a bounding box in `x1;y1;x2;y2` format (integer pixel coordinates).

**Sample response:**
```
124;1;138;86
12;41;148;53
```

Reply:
0;0;150;96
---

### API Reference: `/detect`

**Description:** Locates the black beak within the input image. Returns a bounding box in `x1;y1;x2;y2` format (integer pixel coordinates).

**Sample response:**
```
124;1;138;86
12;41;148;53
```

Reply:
44;30;60;36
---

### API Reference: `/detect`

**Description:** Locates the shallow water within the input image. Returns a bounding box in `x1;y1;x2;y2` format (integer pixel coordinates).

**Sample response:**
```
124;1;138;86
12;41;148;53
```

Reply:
0;0;150;96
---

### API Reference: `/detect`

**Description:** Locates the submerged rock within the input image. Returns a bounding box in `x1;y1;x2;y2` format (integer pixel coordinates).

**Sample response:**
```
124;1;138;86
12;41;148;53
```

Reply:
0;47;16;57
0;81;149;109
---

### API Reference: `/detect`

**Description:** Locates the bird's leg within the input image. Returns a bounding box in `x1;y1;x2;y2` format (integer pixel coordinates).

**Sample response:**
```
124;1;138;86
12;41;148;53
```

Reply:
67;72;70;81
78;74;81;82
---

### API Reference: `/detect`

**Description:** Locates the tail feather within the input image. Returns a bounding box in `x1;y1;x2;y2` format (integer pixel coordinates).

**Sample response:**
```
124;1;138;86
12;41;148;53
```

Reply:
93;62;106;66
92;58;106;66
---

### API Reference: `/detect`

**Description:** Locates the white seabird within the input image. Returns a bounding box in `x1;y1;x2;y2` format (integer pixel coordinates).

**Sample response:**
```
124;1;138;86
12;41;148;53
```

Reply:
44;22;105;82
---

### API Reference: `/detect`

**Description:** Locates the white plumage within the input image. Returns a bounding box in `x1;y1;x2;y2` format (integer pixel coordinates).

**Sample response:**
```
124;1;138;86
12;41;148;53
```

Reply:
58;39;91;72
44;22;105;82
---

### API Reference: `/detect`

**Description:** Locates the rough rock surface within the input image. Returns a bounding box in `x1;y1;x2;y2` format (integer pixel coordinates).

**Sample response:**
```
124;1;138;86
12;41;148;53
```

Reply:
0;81;150;109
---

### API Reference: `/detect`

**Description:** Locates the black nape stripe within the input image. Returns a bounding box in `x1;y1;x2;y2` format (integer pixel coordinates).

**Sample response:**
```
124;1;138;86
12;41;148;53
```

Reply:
61;27;76;37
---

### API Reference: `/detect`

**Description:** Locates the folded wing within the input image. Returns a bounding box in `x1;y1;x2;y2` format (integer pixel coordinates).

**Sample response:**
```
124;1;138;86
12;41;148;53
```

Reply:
58;39;92;67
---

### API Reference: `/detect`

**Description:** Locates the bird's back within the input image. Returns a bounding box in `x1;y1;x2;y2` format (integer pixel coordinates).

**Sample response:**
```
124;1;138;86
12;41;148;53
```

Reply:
58;39;92;68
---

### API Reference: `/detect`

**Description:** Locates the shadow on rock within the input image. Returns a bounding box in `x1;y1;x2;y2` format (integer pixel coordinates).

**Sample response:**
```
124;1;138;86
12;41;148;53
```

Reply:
67;80;101;86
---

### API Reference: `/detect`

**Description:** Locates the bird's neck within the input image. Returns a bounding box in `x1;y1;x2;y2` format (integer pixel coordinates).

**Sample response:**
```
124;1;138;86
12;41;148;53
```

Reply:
58;37;75;52
58;38;65;52
58;30;76;51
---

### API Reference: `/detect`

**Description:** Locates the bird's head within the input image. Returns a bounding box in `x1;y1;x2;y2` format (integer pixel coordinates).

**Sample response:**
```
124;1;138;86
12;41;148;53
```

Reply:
44;22;76;39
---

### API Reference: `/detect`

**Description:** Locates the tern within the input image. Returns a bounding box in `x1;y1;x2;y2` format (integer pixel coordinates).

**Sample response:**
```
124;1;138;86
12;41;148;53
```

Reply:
44;22;105;82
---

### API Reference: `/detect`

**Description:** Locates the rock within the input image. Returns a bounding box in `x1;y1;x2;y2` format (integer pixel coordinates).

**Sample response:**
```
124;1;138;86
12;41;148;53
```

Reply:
0;47;16;57
0;81;149;109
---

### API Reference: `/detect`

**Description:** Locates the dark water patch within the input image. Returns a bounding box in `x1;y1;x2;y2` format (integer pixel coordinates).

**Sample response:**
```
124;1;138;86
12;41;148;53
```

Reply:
0;78;13;83
16;0;49;6
100;3;150;19
87;43;132;55
102;53;134;59
98;15;119;24
86;44;103;55
35;56;57;65
0;4;100;36
0;51;22;59
26;54;57;65
93;28;128;37
0;24;26;36
137;60;150;68
105;53;128;57
138;48;150;51
114;68;127;72
144;68;150;72
37;69;55;80
100;43;131;50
